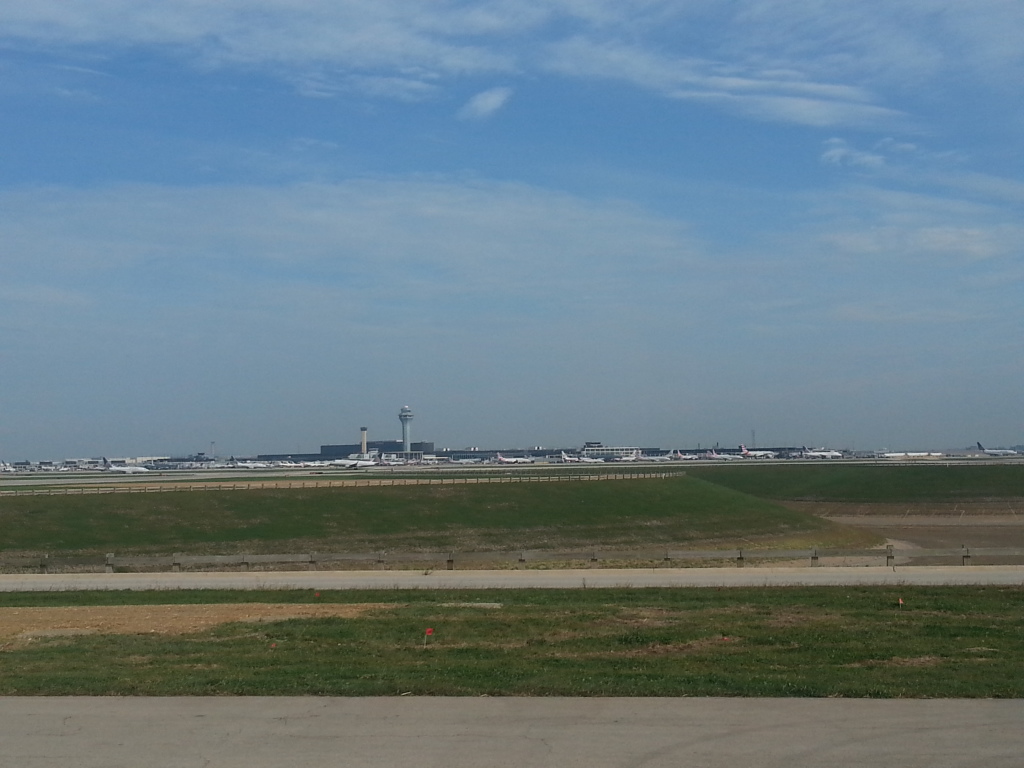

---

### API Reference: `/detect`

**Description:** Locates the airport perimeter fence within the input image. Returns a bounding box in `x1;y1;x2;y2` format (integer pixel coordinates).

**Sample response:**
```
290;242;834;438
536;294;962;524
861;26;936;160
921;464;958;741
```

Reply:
0;471;681;496
4;544;1024;574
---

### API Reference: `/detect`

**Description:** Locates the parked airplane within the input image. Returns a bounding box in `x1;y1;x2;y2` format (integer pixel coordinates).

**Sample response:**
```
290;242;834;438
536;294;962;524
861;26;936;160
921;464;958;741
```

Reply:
496;453;534;464
327;457;379;468
102;458;151;474
566;451;606;463
977;442;1019;457
663;450;700;461
740;445;777;459
705;448;742;460
802;446;844;459
613;449;641;462
641;452;675;462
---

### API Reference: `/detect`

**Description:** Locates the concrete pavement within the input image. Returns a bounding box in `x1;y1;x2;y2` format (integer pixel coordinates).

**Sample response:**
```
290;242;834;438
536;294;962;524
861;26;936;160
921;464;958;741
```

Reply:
2;697;1021;767
1;565;1023;591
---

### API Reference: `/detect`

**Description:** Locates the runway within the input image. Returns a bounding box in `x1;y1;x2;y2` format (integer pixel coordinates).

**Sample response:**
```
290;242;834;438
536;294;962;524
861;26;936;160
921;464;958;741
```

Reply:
1;565;1023;591
2;697;1021;767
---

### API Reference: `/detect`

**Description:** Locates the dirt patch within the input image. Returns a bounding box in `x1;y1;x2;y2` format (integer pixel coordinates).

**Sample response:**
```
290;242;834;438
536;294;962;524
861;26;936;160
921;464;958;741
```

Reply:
784;501;1024;558
783;500;1024;519
846;655;943;668
614;607;687;626
762;608;845;628
584;636;743;659
0;603;390;646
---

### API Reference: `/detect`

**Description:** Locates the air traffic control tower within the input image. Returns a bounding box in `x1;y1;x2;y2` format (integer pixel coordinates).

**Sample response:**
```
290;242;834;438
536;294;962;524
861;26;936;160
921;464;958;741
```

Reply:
399;405;413;453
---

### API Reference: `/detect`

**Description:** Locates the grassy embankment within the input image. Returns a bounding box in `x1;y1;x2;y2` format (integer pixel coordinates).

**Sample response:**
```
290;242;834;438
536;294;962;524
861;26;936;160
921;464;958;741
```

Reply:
0;475;869;558
0;586;1021;697
687;463;1024;502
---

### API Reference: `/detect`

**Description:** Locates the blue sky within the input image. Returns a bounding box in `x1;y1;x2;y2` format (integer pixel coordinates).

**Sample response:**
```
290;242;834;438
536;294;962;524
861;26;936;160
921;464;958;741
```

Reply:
1;1;1022;460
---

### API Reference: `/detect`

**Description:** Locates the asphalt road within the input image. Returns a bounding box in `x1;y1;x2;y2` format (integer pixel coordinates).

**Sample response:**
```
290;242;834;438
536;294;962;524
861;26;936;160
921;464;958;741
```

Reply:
2;697;1021;767
1;565;1023;591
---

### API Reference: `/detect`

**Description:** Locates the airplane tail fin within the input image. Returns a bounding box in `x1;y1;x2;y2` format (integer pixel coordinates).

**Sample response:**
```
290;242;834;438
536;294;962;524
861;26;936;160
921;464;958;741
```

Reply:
977;442;985;451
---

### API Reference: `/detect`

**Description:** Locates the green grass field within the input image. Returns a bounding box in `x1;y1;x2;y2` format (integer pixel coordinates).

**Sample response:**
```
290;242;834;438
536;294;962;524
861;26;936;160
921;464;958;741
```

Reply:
5;463;1023;557
1;587;1020;697
688;463;1024;502
3;466;1023;698
0;476;857;557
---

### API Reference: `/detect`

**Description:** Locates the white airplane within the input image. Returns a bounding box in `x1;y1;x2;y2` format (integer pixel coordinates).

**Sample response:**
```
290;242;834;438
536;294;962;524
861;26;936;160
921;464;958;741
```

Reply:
612;449;641;462
0;462;15;473
740;445;777;459
562;451;605;464
977;442;1018;457
705;448;742;460
640;452;675;462
802;446;844;459
495;453;534;464
327;457;379;468
661;450;700;461
102;458;151;474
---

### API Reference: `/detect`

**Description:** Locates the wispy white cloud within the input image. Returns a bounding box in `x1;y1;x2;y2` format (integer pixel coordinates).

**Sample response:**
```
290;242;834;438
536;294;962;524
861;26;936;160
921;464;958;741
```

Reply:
821;138;886;169
2;1;1020;125
801;185;1024;265
818;138;1024;213
684;91;902;128
0;179;700;316
457;86;512;119
543;36;902;128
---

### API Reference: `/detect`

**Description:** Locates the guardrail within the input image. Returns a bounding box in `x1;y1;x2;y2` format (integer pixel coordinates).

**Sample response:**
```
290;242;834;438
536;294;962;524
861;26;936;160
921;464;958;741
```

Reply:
0;471;681;496
4;544;1023;574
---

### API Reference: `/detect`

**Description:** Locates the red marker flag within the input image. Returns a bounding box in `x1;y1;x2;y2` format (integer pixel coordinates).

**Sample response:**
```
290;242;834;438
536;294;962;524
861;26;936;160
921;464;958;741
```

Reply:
423;627;434;648
425;628;434;636
898;598;904;609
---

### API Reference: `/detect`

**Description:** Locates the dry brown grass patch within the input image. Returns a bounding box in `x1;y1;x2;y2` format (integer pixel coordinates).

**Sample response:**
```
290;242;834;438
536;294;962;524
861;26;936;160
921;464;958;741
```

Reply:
0;603;392;648
846;655;943;668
